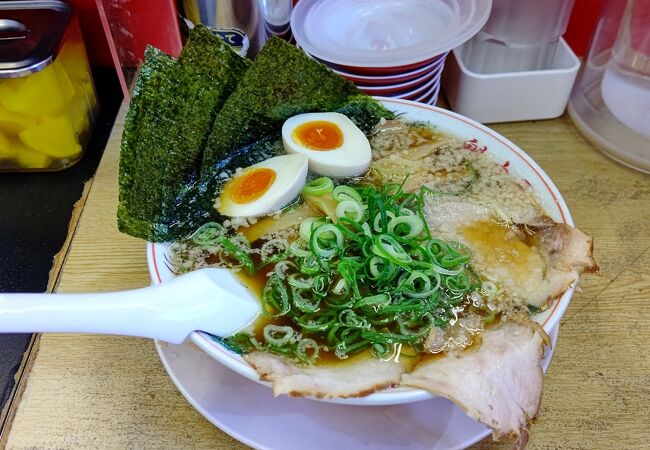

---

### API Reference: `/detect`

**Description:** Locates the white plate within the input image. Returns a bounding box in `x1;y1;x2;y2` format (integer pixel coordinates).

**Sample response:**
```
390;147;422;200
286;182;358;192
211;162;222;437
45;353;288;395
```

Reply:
148;98;576;405
155;326;559;450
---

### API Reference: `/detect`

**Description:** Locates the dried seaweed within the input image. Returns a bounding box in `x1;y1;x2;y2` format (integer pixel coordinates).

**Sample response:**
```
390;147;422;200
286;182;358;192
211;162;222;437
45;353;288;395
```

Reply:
201;36;394;175
118;26;248;241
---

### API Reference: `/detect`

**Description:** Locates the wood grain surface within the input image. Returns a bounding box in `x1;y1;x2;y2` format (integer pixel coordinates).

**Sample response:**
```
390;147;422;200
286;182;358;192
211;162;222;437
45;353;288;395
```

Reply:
5;104;650;449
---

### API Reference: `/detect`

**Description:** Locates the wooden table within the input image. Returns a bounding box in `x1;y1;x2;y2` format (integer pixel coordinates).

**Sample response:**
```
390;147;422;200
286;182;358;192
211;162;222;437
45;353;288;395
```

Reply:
3;103;650;449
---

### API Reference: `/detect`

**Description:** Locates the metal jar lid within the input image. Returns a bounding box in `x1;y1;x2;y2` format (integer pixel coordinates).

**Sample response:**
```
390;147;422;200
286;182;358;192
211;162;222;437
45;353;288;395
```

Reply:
0;0;71;78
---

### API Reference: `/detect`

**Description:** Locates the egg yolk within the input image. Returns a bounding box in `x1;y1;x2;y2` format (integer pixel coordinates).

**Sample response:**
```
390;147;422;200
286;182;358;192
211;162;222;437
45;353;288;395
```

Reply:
223;168;276;204
293;121;343;151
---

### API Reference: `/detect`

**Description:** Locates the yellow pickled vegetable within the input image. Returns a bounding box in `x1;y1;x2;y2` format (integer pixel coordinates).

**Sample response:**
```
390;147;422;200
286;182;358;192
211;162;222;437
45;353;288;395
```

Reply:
0;62;75;117
68;90;92;135
58;42;91;82
19;116;82;159
14;143;51;169
0;105;35;134
0;130;14;158
54;63;75;104
0;76;25;92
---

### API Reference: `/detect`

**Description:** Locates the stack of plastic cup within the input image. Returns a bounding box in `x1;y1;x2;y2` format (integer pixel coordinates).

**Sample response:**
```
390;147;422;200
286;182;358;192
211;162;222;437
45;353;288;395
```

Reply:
291;0;491;104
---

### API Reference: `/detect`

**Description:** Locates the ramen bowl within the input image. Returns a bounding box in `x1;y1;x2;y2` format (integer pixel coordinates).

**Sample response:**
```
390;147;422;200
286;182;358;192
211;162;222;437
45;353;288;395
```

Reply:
147;98;575;406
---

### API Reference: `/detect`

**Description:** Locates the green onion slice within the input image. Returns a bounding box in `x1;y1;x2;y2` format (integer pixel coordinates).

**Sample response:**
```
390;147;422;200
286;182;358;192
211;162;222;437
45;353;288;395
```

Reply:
296;338;319;363
294;311;337;332
310;223;344;258
371;234;412;266
388;215;424;239
300;255;321;275
354;293;391;309
263;324;294;346
303;177;334;196
336;200;365;222
332;185;362;203
289;240;311;258
218;237;254;275
191;222;226;246
292;285;321;313
261;274;290;318
287;272;313;289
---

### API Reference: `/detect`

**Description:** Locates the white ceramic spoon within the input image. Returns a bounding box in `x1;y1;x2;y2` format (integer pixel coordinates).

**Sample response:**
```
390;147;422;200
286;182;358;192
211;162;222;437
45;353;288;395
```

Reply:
0;268;260;344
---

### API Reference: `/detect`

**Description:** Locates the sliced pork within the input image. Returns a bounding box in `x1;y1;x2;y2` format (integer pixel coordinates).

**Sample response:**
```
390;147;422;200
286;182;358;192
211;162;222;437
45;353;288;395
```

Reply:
402;318;550;449
245;351;404;399
423;201;597;308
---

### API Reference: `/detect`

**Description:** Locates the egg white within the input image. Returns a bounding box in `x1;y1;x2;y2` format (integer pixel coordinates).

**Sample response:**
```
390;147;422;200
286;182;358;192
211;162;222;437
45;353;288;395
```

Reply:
217;154;308;218
281;112;372;177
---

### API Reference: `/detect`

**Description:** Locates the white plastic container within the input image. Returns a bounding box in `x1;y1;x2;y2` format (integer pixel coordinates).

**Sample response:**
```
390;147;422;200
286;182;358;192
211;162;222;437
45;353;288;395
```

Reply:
291;0;491;69
442;37;580;123
462;0;575;73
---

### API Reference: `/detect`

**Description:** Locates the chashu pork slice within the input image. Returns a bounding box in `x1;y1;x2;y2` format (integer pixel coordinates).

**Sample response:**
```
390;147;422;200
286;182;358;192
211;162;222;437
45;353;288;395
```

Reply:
424;201;598;308
402;318;550;449
245;351;404;399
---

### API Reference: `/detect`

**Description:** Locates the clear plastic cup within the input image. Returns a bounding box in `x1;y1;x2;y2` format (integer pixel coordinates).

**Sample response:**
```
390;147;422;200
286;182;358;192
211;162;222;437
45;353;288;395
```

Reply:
462;0;575;73
568;0;650;173
601;0;650;139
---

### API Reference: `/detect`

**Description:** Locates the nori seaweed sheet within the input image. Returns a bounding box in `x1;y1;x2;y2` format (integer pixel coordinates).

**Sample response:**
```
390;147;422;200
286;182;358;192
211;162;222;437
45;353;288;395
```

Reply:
117;25;249;241
200;36;394;176
118;33;396;242
166;134;284;238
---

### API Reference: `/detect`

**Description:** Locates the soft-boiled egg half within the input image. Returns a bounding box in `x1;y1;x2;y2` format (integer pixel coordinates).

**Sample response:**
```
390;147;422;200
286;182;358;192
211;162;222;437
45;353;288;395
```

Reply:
282;112;371;177
217;154;308;217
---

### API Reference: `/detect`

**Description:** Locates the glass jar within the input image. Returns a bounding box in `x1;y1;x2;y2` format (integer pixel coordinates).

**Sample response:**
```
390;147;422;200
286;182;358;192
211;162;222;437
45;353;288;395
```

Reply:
0;0;98;171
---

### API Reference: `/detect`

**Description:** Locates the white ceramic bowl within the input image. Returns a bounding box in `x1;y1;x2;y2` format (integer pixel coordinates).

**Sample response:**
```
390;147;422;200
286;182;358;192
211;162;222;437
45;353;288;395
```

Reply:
148;98;575;406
